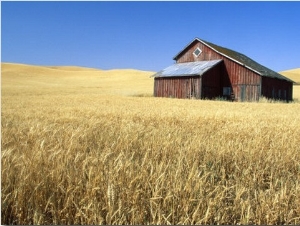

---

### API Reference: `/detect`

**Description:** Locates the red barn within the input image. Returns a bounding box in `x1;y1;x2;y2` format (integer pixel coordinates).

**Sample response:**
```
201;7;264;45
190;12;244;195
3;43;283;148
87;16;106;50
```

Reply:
153;38;294;102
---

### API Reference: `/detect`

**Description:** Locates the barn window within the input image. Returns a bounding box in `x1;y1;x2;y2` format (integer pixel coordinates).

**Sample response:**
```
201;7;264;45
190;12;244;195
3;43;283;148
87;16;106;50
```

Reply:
272;88;275;98
223;87;231;96
193;48;202;57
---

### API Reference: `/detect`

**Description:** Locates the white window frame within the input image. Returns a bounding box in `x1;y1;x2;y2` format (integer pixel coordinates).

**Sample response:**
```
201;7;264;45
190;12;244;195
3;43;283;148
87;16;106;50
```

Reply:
193;47;202;57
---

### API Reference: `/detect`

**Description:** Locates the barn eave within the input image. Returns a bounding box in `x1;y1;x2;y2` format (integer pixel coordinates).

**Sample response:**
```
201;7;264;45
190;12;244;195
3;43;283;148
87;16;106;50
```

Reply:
152;59;223;78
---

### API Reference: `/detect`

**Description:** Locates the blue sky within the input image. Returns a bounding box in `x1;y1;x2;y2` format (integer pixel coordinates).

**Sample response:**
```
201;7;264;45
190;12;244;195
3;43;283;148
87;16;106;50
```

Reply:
1;1;300;72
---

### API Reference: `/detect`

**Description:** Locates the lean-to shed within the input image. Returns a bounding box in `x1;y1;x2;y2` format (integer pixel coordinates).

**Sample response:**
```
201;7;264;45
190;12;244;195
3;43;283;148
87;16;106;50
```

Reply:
152;38;294;102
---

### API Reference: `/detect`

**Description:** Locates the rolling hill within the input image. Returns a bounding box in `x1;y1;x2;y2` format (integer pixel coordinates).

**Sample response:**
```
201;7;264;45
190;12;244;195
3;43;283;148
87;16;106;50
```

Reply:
1;63;155;96
280;68;300;84
2;63;300;99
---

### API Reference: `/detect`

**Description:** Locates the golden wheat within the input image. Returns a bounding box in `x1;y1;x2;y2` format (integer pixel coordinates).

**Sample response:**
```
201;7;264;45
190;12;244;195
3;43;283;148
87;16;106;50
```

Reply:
280;68;300;84
2;63;300;224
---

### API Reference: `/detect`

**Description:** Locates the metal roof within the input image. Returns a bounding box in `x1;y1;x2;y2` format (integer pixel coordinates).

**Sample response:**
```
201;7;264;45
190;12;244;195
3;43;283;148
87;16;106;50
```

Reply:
173;38;294;83
152;60;222;78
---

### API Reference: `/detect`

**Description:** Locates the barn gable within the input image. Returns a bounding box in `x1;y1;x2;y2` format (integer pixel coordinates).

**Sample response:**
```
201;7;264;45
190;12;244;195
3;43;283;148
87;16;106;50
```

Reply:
173;38;293;83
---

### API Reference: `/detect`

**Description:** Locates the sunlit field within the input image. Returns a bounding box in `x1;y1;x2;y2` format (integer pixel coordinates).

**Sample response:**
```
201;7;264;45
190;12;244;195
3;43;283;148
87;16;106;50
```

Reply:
2;63;300;224
280;68;300;85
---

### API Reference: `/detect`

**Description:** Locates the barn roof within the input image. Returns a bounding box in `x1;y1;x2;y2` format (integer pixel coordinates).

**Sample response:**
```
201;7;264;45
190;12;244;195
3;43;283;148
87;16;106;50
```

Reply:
152;59;222;78
173;38;294;83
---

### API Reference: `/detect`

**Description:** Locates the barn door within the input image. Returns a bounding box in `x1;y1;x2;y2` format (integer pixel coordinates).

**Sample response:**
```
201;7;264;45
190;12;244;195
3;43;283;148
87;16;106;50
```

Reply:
191;79;196;98
240;85;246;102
187;78;197;99
239;85;260;102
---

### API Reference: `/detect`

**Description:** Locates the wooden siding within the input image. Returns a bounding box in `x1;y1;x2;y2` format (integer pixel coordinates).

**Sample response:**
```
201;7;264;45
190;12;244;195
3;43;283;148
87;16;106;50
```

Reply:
201;61;223;99
154;76;201;99
153;63;225;100
176;40;261;101
261;77;293;101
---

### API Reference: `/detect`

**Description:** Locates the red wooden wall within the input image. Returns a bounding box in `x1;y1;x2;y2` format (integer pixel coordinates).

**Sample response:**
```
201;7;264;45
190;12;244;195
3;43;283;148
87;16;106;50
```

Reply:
261;77;293;101
154;76;201;99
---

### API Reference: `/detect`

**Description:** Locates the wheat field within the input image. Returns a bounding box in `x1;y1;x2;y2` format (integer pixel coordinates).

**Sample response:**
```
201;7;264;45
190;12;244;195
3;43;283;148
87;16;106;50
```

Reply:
1;63;300;224
280;68;300;84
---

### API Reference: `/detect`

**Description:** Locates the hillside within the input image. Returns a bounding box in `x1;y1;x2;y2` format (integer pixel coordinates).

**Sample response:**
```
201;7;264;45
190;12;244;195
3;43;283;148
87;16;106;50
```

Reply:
2;63;300;100
1;63;155;96
46;66;102;71
279;68;300;84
